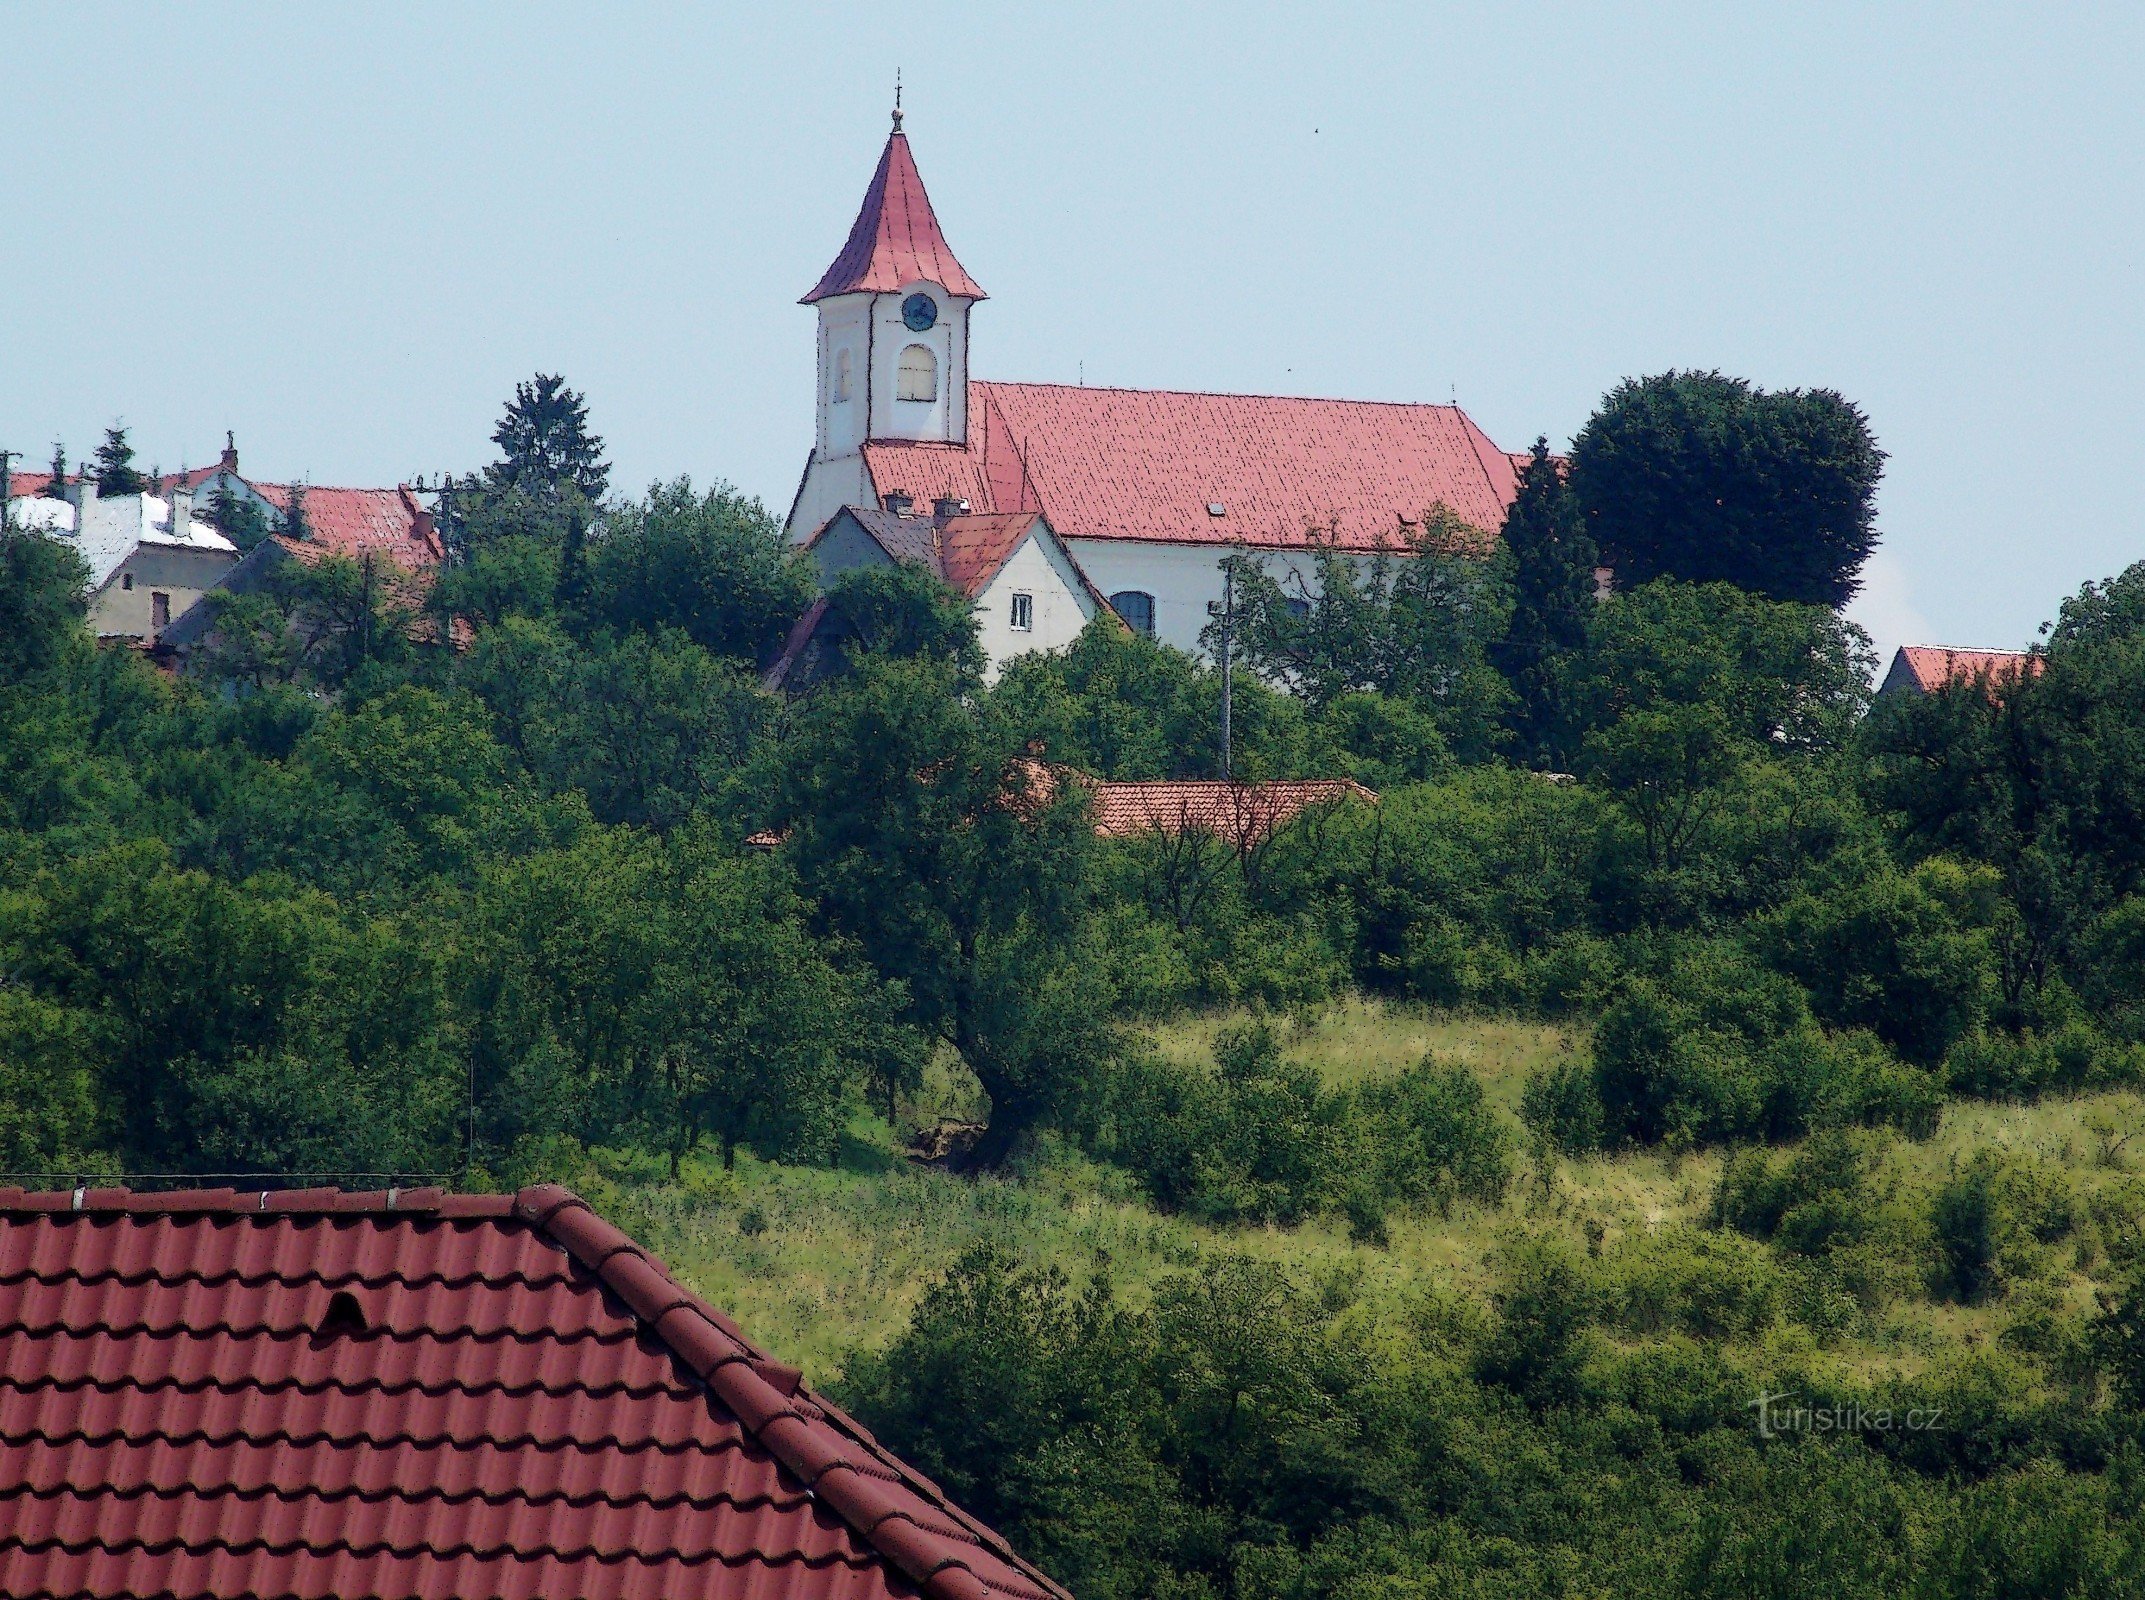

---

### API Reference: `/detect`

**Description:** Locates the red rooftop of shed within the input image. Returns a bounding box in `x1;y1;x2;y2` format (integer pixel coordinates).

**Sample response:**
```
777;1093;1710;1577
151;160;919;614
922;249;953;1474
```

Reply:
0;1184;1066;1600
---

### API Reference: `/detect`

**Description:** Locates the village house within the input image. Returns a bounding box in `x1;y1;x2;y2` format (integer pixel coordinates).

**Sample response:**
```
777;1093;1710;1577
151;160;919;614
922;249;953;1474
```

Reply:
2;472;239;644
0;1182;1067;1600
787;107;1529;671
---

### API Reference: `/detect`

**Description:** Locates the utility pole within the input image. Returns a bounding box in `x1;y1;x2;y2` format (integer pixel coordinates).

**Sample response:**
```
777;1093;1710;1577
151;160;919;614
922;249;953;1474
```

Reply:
1208;562;1235;780
0;449;14;530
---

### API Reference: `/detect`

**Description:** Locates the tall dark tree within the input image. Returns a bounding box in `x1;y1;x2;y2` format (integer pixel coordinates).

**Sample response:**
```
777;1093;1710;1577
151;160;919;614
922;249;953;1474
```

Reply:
486;373;610;505
205;484;271;552
44;443;66;497
279;483;313;543
92;426;145;496
1570;371;1883;607
1493;439;1596;768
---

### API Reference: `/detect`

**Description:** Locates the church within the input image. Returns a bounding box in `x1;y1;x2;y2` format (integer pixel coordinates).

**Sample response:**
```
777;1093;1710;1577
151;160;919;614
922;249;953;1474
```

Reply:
785;107;1530;667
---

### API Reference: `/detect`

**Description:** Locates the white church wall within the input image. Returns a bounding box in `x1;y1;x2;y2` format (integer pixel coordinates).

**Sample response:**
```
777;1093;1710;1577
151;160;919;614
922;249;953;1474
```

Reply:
972;529;1095;683
1064;539;1347;658
816;297;871;460
785;451;876;544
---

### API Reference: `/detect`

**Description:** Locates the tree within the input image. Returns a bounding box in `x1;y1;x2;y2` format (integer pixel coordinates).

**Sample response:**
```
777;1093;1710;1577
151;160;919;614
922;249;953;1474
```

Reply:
279;483;313;542
92;425;145;496
486;373;610;505
578;479;814;664
821;561;985;676
0;527;89;684
1570;371;1884;606
1494;439;1596;767
778;654;1115;1165
204;484;272;552
1215;510;1512;762
44;443;66;496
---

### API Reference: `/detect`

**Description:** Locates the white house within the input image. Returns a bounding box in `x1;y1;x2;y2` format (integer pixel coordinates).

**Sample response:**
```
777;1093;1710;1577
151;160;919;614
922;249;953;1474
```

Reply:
4;477;238;642
768;501;1105;689
786;109;1530;659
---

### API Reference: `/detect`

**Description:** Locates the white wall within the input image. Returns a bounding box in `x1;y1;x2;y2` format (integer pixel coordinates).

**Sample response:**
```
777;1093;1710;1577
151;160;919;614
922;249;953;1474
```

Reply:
815;296;870;460
973;529;1096;683
1064;539;1343;657
785;450;875;543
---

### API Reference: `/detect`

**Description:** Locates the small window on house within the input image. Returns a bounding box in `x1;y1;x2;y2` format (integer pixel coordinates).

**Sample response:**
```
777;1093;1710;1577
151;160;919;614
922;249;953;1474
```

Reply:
151;592;170;629
1109;590;1155;637
896;343;938;403
121;573;134;591
832;347;852;402
1010;592;1034;632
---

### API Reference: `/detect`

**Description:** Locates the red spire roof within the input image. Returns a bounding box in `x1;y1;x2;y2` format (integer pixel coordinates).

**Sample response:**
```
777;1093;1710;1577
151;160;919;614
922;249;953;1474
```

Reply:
803;127;986;305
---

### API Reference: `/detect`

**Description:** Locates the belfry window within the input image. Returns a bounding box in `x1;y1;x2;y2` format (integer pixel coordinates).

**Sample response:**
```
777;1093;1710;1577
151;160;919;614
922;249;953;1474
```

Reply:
896;344;938;403
832;347;852;402
1109;590;1155;637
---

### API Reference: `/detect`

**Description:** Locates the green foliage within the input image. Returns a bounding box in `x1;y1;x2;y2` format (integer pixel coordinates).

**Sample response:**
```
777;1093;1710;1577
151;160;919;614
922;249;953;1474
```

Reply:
1495;438;1597;768
197;549;415;691
0;527;89;684
576;478;812;664
203;484;271;552
1570;370;1885;606
485;372;610;505
821;561;985;675
91;425;145;496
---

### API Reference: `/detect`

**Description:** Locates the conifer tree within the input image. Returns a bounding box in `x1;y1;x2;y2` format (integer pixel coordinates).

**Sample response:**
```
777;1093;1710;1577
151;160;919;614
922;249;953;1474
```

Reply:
280;483;312;543
92;426;145;495
1494;439;1596;769
485;374;610;505
44;443;66;497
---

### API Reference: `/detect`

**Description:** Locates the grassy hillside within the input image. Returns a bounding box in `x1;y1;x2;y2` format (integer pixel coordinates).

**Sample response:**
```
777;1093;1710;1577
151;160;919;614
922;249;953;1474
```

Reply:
593;999;2145;1385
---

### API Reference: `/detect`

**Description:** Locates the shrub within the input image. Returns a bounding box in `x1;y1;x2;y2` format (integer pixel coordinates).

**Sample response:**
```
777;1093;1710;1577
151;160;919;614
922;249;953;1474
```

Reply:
1352;1055;1512;1215
1934;1155;2004;1302
1604;1226;1782;1340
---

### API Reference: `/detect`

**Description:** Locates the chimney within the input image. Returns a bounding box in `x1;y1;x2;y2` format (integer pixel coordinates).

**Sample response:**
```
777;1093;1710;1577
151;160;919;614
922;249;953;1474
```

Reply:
172;485;193;529
882;490;914;515
932;495;966;522
219;430;239;475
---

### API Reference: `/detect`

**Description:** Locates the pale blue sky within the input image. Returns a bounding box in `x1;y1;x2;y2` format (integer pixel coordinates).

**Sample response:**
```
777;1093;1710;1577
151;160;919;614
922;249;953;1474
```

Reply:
4;3;2140;659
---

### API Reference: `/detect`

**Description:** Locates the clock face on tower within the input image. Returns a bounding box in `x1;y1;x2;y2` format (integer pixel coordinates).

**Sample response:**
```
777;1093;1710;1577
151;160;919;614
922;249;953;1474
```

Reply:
902;292;939;332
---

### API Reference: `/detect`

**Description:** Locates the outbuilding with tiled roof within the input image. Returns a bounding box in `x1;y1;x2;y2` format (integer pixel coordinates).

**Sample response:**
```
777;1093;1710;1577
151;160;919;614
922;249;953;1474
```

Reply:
0;1183;1068;1600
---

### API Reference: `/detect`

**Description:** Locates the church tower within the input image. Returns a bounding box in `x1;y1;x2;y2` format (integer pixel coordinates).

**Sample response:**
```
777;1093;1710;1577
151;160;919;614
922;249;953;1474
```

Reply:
800;102;986;469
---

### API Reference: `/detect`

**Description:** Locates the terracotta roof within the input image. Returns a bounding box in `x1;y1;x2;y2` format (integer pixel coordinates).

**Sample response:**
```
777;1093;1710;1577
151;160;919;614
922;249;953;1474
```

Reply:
863;383;1517;554
5;472;61;498
803;131;985;305
1880;645;2040;697
255;485;442;569
817;507;1043;601
0;1184;1066;1600
1084;777;1376;843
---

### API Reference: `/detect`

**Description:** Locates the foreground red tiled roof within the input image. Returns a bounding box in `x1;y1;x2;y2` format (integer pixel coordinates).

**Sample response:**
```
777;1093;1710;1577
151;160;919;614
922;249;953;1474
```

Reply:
802;128;985;305
1881;645;2040;697
1085;778;1376;843
863;383;1518;554
255;485;442;569
0;1184;1065;1600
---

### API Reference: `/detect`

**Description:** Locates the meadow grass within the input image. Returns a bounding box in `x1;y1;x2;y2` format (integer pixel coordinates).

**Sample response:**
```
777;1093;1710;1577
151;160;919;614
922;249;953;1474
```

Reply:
613;997;2145;1388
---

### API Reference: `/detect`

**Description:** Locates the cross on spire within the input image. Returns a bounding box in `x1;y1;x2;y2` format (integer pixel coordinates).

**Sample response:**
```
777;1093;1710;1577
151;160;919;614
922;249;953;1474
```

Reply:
892;70;903;133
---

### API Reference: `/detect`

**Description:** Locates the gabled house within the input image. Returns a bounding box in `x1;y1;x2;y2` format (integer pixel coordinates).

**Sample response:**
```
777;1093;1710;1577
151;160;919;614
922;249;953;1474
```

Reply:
769;501;1109;688
3;476;238;642
0;1182;1067;1600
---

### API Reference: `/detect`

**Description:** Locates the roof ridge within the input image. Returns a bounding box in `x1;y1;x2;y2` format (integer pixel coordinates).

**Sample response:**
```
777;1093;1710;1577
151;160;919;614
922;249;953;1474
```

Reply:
0;1187;506;1217
513;1184;1068;1600
977;376;1477;413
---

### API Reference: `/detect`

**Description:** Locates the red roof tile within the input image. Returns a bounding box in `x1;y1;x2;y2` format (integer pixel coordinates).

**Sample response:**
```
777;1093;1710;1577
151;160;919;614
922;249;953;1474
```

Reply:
0;1184;1066;1600
1084;778;1376;844
255;485;442;569
1881;645;2040;697
864;383;1517;554
803;130;985;305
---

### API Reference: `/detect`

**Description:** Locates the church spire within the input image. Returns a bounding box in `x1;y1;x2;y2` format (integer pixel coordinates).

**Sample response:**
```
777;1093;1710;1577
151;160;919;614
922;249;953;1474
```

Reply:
800;108;985;305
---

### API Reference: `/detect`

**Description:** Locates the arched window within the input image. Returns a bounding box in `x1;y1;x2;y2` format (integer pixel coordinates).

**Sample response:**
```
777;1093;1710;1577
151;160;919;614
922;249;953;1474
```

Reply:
896;343;938;403
831;347;852;402
1109;590;1156;637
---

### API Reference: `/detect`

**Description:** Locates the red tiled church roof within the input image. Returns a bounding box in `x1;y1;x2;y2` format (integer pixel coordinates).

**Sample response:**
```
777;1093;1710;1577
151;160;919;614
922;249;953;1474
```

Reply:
0;1184;1066;1600
803;127;985;305
863;382;1519;554
1880;645;2040;697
